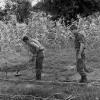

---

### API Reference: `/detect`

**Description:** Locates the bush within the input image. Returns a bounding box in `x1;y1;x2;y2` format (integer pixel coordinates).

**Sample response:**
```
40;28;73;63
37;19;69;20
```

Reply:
0;11;100;52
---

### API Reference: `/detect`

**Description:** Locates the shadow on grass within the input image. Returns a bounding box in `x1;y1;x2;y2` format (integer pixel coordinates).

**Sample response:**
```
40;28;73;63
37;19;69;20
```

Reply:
1;82;100;100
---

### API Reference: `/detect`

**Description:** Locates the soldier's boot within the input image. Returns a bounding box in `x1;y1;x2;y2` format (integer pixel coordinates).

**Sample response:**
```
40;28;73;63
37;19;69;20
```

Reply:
79;75;87;83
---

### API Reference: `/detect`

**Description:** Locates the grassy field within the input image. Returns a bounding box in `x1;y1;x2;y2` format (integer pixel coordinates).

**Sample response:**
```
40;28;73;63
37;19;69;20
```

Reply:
0;7;100;99
0;46;100;99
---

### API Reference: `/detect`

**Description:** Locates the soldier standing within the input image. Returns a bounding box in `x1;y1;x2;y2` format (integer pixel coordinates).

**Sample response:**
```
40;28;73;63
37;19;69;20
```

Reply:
22;36;44;80
70;25;88;83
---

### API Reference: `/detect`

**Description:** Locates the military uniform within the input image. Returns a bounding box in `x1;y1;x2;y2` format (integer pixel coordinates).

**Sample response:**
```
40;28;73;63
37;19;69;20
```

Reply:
27;39;44;80
74;32;87;82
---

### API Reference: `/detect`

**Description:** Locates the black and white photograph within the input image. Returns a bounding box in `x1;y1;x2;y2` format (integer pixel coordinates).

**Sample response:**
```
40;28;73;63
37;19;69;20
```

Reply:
0;0;100;100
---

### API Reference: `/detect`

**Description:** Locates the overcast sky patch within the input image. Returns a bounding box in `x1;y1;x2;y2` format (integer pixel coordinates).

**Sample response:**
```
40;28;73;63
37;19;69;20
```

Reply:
0;0;6;10
31;0;41;7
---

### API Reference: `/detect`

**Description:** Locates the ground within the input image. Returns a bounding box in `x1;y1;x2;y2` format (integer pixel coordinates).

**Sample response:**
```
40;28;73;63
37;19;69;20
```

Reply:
0;47;100;99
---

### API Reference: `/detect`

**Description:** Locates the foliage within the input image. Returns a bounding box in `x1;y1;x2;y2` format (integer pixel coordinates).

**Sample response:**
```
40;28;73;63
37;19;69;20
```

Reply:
0;10;100;52
0;0;99;26
0;0;32;24
33;0;100;26
15;0;32;23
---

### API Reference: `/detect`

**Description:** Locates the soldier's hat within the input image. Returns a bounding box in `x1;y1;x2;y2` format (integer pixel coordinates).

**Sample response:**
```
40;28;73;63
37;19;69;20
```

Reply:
22;36;29;42
70;24;77;30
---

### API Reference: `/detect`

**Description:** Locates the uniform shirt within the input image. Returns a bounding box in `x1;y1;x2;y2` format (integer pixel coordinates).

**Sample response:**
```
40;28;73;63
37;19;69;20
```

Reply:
74;33;85;50
27;39;44;55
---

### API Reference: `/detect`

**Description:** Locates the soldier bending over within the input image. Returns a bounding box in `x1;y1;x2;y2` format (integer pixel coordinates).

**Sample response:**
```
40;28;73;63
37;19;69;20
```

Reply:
70;25;88;83
22;36;44;80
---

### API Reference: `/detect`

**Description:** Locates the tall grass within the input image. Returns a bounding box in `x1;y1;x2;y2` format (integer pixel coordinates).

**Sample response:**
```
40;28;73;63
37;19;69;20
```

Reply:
0;12;100;52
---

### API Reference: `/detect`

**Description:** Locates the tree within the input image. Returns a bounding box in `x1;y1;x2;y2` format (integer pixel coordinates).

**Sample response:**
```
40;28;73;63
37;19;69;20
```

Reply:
0;0;100;25
0;0;32;24
32;0;100;26
15;0;32;24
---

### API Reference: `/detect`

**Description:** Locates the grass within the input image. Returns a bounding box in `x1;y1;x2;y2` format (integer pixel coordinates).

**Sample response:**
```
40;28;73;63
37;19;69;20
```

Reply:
0;81;100;100
0;47;100;99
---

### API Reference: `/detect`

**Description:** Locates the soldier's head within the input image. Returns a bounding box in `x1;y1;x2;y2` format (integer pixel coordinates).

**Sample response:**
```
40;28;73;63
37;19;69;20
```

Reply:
22;36;29;43
70;24;77;31
70;25;79;37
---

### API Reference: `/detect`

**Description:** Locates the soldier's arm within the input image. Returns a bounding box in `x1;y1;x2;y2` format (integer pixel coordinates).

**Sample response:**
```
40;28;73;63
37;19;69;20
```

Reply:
78;35;85;58
31;39;44;50
80;43;85;54
26;41;40;52
79;35;85;55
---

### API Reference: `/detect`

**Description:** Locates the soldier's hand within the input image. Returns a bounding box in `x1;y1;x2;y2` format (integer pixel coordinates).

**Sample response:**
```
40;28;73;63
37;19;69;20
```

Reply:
78;54;81;59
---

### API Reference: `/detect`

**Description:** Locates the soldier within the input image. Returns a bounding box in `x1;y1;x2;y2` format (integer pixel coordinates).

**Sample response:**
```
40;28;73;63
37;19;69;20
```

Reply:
70;25;88;83
22;36;44;80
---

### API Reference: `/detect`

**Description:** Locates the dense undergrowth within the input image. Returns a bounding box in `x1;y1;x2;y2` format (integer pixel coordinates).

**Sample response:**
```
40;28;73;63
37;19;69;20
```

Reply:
0;11;100;71
1;12;100;52
0;11;100;100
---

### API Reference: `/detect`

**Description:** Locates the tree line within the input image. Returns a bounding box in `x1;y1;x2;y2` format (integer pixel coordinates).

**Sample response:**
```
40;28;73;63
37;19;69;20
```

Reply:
0;0;100;25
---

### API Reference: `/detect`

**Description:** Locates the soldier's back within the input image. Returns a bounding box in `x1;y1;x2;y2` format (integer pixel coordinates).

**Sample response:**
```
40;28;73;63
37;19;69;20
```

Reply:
74;33;85;50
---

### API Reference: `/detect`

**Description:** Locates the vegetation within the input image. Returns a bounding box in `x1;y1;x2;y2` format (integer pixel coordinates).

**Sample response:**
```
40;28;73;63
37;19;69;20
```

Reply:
0;0;100;100
0;0;100;25
33;0;100;25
